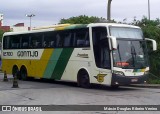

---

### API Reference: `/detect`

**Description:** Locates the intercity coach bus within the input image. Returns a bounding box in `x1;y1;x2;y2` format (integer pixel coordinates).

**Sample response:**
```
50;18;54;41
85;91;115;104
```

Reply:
1;23;157;88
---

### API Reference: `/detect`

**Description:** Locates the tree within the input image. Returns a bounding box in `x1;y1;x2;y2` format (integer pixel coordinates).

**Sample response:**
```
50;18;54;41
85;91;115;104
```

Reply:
133;17;160;76
59;15;109;24
0;30;4;42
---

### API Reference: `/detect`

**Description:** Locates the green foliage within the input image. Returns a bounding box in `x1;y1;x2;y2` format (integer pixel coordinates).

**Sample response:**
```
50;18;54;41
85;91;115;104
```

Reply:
0;30;4;42
136;17;160;76
59;15;113;24
147;73;160;84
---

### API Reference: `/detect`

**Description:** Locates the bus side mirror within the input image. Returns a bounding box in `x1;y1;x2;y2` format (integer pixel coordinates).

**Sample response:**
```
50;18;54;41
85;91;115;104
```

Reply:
145;38;157;51
108;36;117;50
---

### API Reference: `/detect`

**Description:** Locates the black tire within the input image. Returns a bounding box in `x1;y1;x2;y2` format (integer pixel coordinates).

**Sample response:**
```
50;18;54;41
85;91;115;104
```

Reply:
12;66;20;79
20;67;28;81
78;70;90;88
111;85;119;89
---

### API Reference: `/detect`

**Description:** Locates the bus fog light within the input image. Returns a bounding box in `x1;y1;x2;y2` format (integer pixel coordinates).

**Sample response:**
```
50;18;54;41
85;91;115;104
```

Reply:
115;82;119;85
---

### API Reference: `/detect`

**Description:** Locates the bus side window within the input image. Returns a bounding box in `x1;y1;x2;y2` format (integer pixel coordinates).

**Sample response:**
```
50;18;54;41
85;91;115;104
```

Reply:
3;36;10;49
21;34;30;49
31;33;42;48
85;40;90;46
49;41;54;47
22;42;28;48
11;43;19;48
35;41;41;48
56;34;63;47
43;31;56;48
42;41;47;47
10;35;20;49
74;28;90;47
77;39;85;46
64;33;72;47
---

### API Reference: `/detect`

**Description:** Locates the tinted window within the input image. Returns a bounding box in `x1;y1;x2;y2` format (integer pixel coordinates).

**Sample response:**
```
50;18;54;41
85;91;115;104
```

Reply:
3;28;90;49
74;28;90;47
3;36;10;49
92;27;111;69
43;31;56;48
30;33;42;48
21;34;30;49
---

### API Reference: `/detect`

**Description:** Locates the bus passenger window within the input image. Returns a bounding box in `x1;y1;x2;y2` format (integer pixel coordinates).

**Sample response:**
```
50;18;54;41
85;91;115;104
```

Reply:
49;41;54;47
22;42;28;48
10;35;20;49
64;33;71;47
74;28;89;47
77;40;85;46
56;34;63;47
43;41;47;47
3;36;10;49
35;41;41;48
11;43;19;48
85;40;90;46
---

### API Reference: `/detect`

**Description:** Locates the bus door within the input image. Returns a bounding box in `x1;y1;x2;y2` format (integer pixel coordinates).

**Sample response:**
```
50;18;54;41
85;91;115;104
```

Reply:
92;27;112;83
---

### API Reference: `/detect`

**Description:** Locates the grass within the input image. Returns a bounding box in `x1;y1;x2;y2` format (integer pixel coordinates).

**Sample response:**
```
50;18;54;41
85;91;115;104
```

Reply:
147;73;160;84
147;79;160;84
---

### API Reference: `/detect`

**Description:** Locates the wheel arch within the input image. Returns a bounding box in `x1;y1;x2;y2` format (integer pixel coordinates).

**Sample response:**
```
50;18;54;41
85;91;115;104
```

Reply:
12;65;19;75
20;65;28;73
77;67;91;85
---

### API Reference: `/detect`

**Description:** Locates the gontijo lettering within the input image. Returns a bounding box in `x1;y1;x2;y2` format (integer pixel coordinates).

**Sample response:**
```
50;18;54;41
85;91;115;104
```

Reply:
17;51;38;57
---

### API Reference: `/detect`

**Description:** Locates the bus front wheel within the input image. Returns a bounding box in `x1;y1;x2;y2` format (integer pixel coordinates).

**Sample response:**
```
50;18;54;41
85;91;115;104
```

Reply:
111;85;119;89
20;67;28;81
77;70;90;88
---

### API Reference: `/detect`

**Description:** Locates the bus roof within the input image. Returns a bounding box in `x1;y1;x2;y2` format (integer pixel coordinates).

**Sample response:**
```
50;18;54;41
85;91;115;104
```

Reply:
3;23;140;36
88;23;140;29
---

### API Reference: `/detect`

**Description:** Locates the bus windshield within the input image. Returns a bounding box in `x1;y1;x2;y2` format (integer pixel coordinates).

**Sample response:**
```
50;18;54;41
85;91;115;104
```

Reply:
110;27;143;39
112;40;148;69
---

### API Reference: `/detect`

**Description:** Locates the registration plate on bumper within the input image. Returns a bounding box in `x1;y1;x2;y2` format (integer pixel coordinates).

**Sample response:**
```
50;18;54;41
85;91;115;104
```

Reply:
131;78;138;82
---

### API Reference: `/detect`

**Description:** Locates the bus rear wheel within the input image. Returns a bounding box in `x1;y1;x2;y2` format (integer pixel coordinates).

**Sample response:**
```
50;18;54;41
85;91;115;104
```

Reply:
77;70;90;88
20;67;28;81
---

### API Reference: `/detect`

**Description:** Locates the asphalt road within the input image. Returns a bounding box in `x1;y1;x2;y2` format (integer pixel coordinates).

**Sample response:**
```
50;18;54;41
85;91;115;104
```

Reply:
0;73;160;114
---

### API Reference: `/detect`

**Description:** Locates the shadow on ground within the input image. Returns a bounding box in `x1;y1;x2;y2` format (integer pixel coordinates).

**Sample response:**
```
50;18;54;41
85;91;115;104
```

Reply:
25;78;139;92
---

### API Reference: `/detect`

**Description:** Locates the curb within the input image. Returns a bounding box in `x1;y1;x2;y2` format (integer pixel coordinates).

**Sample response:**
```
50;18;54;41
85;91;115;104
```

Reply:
129;84;160;89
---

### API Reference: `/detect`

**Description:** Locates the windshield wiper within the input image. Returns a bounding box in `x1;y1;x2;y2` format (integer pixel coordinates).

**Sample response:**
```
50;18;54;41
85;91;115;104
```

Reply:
117;44;122;67
131;43;137;67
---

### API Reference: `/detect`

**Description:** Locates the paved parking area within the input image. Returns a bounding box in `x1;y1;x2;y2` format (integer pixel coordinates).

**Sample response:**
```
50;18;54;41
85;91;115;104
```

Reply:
0;72;160;114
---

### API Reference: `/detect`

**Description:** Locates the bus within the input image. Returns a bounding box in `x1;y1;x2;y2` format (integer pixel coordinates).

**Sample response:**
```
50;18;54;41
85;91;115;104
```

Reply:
1;23;157;88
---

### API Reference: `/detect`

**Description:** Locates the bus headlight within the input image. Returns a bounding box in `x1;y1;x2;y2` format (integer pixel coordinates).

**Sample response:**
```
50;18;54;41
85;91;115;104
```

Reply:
113;71;125;76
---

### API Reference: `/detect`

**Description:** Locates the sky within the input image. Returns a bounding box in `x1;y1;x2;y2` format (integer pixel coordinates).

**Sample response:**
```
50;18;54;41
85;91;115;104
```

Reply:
0;0;159;27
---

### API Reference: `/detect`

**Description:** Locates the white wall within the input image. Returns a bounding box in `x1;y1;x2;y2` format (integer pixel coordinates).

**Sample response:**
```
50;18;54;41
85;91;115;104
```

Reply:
11;26;29;32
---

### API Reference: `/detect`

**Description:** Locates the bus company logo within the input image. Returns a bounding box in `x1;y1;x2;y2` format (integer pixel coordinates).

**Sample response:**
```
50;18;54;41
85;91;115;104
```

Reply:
2;106;11;111
17;51;38;58
94;74;107;83
77;53;89;58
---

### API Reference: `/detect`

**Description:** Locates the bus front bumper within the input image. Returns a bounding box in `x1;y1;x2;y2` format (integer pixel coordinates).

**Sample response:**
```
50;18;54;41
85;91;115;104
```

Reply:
111;74;148;86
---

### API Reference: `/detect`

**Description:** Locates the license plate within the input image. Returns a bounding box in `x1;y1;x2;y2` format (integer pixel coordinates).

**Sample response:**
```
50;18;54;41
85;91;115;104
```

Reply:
131;78;138;82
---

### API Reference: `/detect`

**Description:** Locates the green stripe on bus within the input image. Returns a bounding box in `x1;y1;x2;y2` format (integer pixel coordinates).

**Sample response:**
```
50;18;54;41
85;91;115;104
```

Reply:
65;24;87;30
51;48;74;80
43;49;63;79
